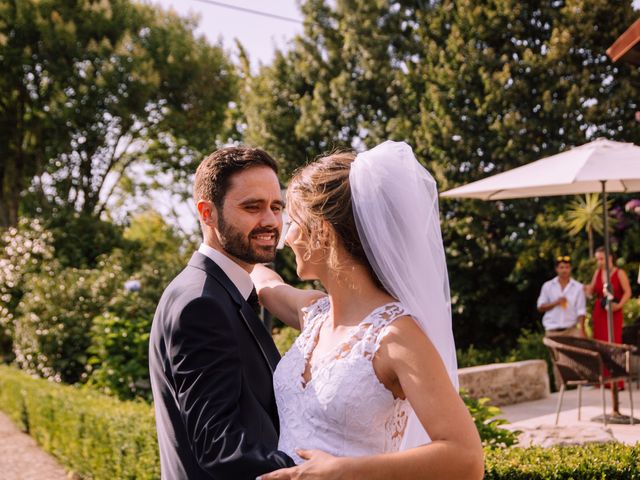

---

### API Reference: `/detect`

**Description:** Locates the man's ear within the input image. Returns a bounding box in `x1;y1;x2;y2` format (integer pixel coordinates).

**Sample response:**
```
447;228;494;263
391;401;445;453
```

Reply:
197;200;218;228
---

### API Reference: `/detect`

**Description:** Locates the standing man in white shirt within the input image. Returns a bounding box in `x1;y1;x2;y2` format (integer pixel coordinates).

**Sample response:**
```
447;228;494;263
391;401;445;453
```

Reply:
537;255;587;337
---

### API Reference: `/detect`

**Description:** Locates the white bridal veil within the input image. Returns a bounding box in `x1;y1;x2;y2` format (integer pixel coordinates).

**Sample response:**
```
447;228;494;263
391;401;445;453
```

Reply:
349;140;458;448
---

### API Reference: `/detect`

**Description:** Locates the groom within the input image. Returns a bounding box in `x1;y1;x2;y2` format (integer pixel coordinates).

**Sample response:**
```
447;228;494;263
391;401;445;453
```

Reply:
149;147;295;479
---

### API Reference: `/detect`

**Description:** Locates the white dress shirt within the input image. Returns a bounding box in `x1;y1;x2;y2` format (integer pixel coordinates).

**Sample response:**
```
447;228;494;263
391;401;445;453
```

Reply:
198;243;254;300
537;276;586;330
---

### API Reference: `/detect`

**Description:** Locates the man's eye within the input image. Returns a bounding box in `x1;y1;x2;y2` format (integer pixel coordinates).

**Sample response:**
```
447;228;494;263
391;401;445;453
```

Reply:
272;205;284;213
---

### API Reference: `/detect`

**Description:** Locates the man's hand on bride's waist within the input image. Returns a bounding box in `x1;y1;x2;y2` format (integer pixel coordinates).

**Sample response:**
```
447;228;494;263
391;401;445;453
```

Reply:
257;448;351;480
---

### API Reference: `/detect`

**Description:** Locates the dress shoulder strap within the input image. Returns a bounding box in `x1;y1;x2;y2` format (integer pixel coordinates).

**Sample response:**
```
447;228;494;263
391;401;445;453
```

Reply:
355;302;412;358
301;296;329;328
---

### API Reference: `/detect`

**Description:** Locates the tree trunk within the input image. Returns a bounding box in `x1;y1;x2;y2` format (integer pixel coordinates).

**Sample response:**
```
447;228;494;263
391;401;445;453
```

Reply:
588;226;594;259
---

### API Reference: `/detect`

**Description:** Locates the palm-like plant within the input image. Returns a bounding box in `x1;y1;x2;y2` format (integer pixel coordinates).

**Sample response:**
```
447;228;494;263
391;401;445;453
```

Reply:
564;193;614;257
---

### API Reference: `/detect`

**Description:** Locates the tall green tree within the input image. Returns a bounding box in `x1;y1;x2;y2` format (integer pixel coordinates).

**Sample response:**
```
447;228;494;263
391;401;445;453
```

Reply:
243;0;640;349
242;0;417;177
411;0;639;346
0;0;236;227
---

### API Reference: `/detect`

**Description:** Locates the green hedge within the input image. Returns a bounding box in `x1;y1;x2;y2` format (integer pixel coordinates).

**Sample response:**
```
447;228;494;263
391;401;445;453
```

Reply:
1;365;640;479
485;443;640;479
0;365;159;479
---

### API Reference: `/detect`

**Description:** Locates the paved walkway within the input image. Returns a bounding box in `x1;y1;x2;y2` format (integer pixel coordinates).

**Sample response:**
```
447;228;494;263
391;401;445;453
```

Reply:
499;384;640;446
0;411;67;480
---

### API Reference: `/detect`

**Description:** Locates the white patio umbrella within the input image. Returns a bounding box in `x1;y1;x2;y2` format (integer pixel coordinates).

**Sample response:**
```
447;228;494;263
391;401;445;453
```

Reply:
441;137;640;344
441;138;640;200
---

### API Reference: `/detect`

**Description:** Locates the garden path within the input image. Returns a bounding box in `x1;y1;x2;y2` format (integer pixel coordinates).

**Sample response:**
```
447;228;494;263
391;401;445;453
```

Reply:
0;411;68;480
500;385;640;446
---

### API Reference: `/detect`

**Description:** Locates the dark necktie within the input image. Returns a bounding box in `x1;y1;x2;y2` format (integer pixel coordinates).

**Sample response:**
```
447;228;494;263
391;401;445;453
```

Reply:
247;287;261;317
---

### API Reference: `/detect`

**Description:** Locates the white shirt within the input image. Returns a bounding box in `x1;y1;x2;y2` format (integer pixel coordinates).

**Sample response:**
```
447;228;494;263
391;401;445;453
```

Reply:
537;276;586;330
198;243;254;300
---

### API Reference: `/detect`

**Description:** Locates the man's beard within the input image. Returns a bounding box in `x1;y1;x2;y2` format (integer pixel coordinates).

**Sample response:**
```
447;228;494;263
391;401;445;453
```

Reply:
218;214;279;264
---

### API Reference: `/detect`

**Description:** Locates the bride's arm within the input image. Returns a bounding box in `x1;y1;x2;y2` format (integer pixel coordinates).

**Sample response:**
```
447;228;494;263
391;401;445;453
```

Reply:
250;264;325;331
259;316;484;480
346;316;484;478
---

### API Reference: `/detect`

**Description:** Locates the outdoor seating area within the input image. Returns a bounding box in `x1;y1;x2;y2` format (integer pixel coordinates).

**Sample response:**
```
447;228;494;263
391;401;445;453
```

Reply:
543;336;637;426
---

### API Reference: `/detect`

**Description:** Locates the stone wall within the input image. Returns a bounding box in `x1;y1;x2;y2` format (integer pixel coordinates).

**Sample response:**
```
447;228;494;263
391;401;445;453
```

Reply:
458;359;550;406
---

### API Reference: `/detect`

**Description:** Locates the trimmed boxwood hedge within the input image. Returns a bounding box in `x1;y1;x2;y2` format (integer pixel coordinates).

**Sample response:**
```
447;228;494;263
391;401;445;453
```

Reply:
0;365;159;479
485;443;640;479
1;365;639;479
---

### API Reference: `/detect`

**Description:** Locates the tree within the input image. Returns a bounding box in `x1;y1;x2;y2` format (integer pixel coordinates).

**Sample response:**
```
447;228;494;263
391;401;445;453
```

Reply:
0;0;237;227
564;193;609;258
410;0;639;346
241;0;418;177
243;0;640;349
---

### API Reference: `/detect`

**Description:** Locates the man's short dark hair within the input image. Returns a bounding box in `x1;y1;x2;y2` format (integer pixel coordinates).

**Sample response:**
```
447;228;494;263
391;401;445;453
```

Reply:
194;147;278;209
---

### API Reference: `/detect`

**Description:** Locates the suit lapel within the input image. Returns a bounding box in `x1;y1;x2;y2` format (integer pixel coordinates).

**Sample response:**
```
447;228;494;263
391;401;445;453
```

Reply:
188;252;281;374
238;304;281;373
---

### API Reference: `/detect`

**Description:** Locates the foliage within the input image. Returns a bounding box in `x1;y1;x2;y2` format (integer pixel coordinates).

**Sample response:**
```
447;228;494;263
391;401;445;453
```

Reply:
484;442;640;479
272;326;298;355
611;198;640;302
12;256;126;383
458;329;549;367
243;0;640;353
415;0;639;351
564;194;610;258
505;329;548;364
7;211;187;392
0;218;55;361
87;309;152;401
625;298;640;327
461;389;518;449
0;0;237;226
46;210;134;269
0;365;159;479
83;212;187;399
85;213;187;400
457;344;502;368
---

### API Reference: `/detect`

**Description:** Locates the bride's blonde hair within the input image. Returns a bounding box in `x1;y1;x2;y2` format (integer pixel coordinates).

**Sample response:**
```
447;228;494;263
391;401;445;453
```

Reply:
286;151;380;285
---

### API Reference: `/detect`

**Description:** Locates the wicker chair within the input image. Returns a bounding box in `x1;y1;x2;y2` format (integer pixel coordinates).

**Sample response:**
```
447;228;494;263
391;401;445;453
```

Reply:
542;336;636;426
622;322;640;389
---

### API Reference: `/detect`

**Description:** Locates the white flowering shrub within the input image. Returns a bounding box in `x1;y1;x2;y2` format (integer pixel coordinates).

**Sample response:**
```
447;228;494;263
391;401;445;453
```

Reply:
0;218;55;361
5;210;187;393
13;261;127;383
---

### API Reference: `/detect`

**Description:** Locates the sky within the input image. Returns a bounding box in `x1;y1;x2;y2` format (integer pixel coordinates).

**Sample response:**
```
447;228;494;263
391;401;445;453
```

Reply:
147;0;304;69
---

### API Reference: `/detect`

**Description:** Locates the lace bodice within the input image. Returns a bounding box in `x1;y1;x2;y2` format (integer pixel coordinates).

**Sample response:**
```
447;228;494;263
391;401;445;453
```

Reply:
273;296;412;464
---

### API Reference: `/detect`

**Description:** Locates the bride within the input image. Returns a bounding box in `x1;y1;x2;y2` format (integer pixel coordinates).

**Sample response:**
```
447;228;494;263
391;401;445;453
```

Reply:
253;141;483;479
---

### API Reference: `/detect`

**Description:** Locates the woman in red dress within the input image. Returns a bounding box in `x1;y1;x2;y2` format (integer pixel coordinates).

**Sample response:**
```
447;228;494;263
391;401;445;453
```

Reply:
588;247;632;396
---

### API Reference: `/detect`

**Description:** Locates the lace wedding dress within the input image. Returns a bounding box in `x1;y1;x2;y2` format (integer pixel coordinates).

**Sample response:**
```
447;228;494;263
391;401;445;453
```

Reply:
273;296;414;464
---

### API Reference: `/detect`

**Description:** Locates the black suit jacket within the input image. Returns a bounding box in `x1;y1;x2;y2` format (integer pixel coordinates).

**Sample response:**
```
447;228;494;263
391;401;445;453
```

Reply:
149;252;294;479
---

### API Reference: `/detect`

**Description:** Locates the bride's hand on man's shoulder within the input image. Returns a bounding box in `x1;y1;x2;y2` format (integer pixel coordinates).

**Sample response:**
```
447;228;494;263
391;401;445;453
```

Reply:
251;263;284;289
258;449;350;480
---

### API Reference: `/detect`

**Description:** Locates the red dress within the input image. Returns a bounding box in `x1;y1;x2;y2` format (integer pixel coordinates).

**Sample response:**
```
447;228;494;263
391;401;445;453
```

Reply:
592;268;624;388
593;268;624;343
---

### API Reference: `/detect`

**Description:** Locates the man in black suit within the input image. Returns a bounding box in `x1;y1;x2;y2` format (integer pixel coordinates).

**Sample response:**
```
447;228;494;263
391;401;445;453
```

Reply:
149;147;295;479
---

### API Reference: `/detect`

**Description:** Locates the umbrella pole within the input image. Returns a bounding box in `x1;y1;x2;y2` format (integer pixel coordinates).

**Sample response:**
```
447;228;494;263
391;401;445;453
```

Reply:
601;181;620;415
601;181;615;345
